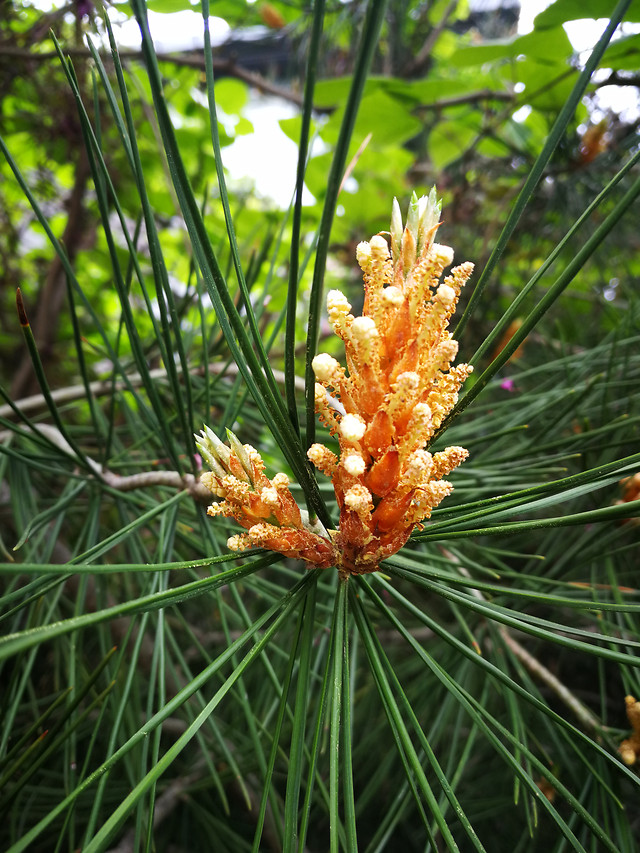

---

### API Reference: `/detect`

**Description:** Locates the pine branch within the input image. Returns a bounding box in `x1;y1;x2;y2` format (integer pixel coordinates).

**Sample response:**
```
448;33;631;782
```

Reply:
1;423;213;502
497;626;602;734
441;548;604;734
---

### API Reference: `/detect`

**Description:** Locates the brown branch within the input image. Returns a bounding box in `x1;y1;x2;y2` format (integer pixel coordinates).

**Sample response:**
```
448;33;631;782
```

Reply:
155;51;304;107
403;0;460;78
0;44;516;113
418;89;514;110
0;45;306;108
594;70;640;89
1;421;213;502
101;468;213;503
106;766;205;853
439;548;604;733
0;362;315;421
22;4;75;46
11;149;92;399
497;626;602;733
104;750;287;853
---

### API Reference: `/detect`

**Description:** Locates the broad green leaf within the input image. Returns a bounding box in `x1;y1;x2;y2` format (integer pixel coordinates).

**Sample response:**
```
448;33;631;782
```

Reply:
428;116;479;169
535;0;640;27
600;32;640;69
214;78;250;116
320;89;423;149
516;58;580;109
451;26;573;67
145;0;200;12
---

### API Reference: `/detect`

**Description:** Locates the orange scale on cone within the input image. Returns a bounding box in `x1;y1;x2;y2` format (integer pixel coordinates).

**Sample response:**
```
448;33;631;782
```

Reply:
242;501;275;524
389;339;419;384
339;510;373;549
383;302;411;351
365;447;401;497
364;410;395;458
228;455;249;482
354;368;385;416
371;490;414;534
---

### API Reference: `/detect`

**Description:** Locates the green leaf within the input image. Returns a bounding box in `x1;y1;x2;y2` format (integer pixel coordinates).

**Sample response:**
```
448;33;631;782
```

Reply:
321;89;423;149
145;0;199;12
313;76;375;108
516;57;579;110
451;26;573;67
600;32;640;69
428;115;479;169
535;0;640;27
214;78;250;115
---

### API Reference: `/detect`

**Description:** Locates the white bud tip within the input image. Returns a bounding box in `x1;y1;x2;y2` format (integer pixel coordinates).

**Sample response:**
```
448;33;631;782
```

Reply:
406;449;432;475
413;403;432;421
394;371;420;390
343;454;366;476
312;353;341;382
327;289;351;314
344;484;372;511
307;443;325;463
391;198;403;236
260;487;279;506
272;472;290;489
227;535;248;552
350;316;377;340
436;283;456;308
382;286;404;306
339;413;367;442
439;339;458;362
314;383;328;404
433;243;454;266
369;235;389;256
356;241;372;266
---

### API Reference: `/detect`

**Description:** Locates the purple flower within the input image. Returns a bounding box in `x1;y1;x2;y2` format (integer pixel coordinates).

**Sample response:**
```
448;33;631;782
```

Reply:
76;0;93;19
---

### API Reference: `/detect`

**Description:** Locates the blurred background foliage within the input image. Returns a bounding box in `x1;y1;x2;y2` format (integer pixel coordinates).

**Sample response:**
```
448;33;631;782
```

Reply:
1;0;640;851
2;0;640;395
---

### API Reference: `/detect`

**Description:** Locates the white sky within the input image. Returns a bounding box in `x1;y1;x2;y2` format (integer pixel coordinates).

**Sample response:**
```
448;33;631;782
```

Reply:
105;8;230;51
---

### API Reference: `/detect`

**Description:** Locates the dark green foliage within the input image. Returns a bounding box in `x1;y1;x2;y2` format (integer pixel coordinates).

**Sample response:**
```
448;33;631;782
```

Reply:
1;1;639;850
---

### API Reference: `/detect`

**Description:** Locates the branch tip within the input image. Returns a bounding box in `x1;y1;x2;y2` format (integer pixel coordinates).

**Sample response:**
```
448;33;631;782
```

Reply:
16;288;29;327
